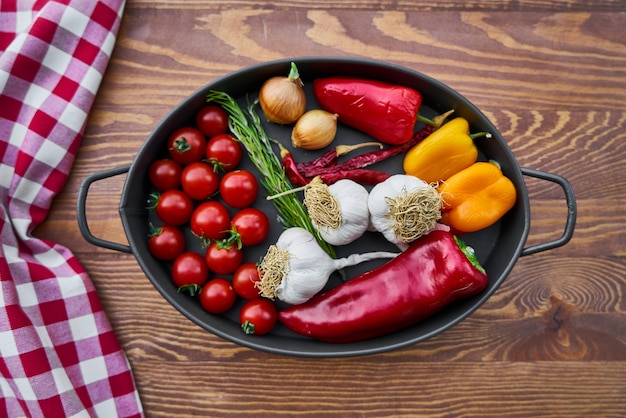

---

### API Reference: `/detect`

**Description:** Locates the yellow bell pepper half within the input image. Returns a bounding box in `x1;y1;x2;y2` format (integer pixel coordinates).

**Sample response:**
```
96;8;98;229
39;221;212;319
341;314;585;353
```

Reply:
437;161;517;233
403;117;480;184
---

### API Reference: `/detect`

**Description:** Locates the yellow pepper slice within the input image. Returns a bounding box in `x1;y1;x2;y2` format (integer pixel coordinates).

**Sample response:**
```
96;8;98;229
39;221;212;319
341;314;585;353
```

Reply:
437;161;517;233
403;117;488;184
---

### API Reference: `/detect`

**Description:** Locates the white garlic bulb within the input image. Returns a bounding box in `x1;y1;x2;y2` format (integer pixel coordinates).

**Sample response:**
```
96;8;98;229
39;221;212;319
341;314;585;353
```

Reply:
257;228;398;304
368;174;442;250
305;179;370;246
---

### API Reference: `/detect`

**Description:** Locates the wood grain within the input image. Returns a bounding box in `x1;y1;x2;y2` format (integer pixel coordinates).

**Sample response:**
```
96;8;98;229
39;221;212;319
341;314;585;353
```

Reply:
33;2;626;417
131;361;624;418
126;0;626;13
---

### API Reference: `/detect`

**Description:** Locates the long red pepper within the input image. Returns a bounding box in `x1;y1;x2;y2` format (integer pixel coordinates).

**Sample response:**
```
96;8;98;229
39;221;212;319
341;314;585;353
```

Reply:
278;230;488;343
313;77;424;145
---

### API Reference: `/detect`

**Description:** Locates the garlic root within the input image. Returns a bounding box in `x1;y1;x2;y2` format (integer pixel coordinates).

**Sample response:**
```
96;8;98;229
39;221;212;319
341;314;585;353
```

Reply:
369;174;443;250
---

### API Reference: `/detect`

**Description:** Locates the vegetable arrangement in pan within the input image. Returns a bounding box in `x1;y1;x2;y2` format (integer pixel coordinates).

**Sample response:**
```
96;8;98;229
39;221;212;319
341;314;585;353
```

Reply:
145;62;517;342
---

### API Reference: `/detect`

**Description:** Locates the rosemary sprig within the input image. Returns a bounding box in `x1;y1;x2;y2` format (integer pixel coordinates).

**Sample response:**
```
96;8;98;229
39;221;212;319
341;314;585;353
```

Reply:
206;90;335;257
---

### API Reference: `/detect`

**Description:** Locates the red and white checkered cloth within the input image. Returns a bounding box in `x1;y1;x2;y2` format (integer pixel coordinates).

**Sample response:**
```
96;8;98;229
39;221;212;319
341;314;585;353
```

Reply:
1;1;144;417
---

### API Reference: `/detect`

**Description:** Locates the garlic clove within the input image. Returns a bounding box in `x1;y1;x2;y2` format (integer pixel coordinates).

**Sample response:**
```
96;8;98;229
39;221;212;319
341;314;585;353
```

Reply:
291;110;338;150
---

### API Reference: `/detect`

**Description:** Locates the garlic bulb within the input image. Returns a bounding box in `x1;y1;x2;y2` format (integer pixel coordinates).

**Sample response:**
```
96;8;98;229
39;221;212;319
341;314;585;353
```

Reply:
259;62;306;124
304;178;370;246
368;174;443;250
291;110;338;150
257;227;398;304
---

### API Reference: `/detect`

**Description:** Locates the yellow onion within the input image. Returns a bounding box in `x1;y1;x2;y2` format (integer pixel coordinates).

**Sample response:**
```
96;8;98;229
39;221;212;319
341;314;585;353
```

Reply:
259;62;306;124
291;109;338;150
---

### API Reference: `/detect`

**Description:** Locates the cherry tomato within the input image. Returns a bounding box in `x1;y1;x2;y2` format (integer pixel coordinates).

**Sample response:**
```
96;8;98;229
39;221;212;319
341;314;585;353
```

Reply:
199;278;237;314
220;169;258;208
231;208;270;247
205;241;243;275
180;161;219;201
232;262;262;299
171;252;209;295
151;189;193;226
205;133;242;172
190;201;231;243
196;105;228;138
148;223;185;261
239;298;277;335
149;159;182;191
167;126;206;165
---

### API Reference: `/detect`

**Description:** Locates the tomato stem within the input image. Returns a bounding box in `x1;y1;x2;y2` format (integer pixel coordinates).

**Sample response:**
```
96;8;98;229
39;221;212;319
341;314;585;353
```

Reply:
241;320;256;335
145;193;160;210
177;284;202;297
170;136;191;153
147;222;162;237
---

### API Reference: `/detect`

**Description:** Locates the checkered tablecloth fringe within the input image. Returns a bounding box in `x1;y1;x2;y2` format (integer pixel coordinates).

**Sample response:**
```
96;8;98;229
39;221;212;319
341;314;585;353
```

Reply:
1;1;144;416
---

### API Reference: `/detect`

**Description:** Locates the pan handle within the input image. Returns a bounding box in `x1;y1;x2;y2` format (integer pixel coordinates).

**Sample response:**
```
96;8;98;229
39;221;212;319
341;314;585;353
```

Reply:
77;165;133;254
519;167;576;256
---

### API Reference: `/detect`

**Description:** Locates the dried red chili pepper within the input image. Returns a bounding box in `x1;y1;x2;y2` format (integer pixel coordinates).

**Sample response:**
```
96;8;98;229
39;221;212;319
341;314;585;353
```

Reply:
276;141;392;186
318;168;391;185
300;124;435;178
296;142;381;175
278;229;488;343
275;143;309;186
296;147;338;172
313;76;426;145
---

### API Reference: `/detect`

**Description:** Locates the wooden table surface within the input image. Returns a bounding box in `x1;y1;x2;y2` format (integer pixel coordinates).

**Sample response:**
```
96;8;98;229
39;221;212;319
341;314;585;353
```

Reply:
35;1;626;416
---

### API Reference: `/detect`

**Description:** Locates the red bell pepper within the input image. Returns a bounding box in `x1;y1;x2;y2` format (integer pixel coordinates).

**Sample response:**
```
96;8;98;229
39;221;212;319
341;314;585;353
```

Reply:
278;230;488;343
313;77;423;145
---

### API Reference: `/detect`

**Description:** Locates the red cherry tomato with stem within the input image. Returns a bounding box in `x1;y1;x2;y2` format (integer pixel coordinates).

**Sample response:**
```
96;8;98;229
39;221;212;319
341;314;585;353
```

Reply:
181;161;219;201
190;201;231;245
205;241;243;275
196;105;229;138
148;189;193;226
199;278;237;314
205;133;242;172
149;159;182;191
239;298;277;335
171;251;209;296
167;126;206;165
229;208;270;247
148;223;185;261
232;262;262;299
220;169;258;208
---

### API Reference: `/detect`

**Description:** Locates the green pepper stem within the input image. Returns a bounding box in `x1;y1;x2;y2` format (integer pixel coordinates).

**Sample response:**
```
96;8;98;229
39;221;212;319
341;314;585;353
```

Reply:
453;236;486;274
470;131;492;140
417;109;455;129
